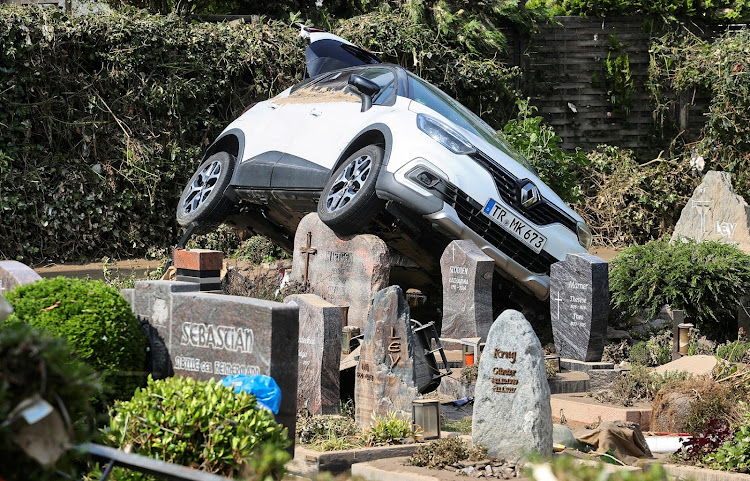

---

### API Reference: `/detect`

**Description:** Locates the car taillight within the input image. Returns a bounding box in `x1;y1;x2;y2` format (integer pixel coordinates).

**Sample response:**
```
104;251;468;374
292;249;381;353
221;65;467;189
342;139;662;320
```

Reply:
241;103;257;115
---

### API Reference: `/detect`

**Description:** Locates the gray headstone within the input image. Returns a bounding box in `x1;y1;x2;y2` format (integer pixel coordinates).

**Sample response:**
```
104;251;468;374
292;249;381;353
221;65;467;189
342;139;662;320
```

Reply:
291;213;390;329
354;286;418;430
284;293;342;415
127;281;299;451
0;260;41;296
440;240;494;348
672;171;750;253
550;253;609;362
472;310;552;462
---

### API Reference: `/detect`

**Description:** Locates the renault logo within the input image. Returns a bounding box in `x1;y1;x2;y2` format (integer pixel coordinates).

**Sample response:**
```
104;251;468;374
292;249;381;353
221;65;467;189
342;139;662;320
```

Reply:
520;183;540;208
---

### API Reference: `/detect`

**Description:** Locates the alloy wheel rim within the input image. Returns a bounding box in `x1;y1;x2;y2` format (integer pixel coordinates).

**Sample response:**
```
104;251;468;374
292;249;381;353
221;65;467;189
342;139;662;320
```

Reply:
183;160;222;213
325;154;372;212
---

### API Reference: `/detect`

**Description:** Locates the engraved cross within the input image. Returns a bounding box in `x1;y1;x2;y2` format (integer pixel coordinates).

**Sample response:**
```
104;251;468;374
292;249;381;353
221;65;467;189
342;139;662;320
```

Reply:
552;290;563;320
300;231;317;284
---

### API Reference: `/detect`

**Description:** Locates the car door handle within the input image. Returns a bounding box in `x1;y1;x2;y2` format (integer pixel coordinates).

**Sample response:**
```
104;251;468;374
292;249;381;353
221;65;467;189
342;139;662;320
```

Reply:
310;108;322;117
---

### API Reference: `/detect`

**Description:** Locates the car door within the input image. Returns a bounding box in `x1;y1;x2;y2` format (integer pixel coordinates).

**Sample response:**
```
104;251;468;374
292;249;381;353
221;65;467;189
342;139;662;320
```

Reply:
272;66;398;190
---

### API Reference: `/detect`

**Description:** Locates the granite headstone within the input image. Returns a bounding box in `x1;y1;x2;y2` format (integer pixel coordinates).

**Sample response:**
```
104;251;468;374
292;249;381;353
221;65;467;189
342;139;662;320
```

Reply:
549;253;609;362
472;309;552;461
291;213;390;328
124;280;300;450
284;293;342;415
354;286;419;430
0;260;41;296
672;171;750;253
439;240;494;348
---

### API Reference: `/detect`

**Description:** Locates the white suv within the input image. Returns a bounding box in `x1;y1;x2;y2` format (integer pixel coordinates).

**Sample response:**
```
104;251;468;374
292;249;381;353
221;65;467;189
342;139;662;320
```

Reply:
176;28;591;301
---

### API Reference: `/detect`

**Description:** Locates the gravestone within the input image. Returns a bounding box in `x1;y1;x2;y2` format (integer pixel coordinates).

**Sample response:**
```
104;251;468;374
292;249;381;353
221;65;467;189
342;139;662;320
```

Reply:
472;310;552;462
284;293;342;415
0;260;41;296
439;240;494;348
291;213;390;328
354;286;419;430
124;281;300;450
672;171;750;254
550;253;609;362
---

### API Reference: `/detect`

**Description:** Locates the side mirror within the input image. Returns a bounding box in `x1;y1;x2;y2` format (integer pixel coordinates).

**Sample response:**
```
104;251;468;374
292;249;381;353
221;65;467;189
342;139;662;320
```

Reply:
348;75;380;112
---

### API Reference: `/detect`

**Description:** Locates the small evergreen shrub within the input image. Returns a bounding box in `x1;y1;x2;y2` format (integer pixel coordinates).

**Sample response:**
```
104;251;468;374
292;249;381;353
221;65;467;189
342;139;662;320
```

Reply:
610;240;750;341
0;323;100;481
5;277;146;401
101;376;290;479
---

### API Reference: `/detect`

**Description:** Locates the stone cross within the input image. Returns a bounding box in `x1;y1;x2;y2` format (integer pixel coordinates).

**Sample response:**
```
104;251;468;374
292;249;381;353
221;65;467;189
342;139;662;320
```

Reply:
472;310;552;462
439;240;494;349
549;253;609;362
299;232;317;284
291;214;389;328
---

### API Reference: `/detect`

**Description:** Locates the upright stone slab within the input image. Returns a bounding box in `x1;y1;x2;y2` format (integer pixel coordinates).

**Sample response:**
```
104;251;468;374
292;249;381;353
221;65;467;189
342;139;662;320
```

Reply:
672;171;750;253
440;240;494;347
550;254;609;362
0;260;41;296
354;286;418;429
291;213;389;328
284;294;342;415
126;281;300;450
472;310;552;462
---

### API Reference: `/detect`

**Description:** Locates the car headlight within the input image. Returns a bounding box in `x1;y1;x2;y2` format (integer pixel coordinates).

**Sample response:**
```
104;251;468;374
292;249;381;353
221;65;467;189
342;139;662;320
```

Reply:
576;222;593;249
416;114;475;155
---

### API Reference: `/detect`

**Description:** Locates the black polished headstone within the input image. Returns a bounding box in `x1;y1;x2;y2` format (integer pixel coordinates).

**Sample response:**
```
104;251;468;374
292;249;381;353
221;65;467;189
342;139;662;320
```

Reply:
549;254;609;362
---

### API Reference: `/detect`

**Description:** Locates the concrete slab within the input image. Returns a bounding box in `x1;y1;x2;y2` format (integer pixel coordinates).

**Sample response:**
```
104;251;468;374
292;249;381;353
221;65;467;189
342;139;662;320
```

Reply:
549;371;589;394
287;444;421;476
653;355;717;376
551;393;652;430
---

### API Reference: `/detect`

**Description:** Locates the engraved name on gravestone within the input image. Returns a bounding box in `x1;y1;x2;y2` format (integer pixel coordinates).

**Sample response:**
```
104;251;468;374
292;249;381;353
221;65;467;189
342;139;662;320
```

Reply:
291;213;389;328
354;286;418;430
0;260;41;296
472;310;552;461
284;293;342;415
550;254;609;362
440;240;494;348
125;280;300;447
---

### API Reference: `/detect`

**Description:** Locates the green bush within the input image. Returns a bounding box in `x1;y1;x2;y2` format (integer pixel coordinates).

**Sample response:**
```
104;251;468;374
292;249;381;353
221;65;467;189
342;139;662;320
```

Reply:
296;414;361;450
361;411;414;447
716;341;750;363
704;412;750;473
609;240;750;341
0;323;100;481
100;376;290;479
526;0;750;21
4;277;146;401
574;145;696;247
629;332;672;367
502;98;588;203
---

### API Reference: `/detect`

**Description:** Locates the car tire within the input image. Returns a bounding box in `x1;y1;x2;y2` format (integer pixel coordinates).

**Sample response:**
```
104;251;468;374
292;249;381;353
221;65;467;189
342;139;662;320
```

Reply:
317;145;384;235
176;151;235;235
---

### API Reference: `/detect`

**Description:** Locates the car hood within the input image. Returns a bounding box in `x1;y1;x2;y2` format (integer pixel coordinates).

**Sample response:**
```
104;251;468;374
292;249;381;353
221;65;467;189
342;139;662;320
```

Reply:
302;28;382;78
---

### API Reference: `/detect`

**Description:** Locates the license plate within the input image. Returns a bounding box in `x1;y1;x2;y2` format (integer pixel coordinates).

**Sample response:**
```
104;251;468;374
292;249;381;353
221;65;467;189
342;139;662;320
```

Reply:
482;199;547;253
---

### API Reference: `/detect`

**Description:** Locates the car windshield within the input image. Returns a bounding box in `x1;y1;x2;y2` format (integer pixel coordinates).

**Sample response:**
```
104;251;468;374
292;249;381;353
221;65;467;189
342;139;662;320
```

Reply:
406;73;537;174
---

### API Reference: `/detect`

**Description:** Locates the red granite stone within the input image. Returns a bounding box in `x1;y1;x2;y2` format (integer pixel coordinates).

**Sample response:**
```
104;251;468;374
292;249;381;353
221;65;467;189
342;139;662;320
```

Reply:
173;249;223;271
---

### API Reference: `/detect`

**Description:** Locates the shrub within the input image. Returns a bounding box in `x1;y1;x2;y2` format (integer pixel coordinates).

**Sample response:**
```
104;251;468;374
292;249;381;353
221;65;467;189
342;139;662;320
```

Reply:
674;418;734;464
234;235;288;264
704;413;750;472
0;323;100;481
609;239;750;341
574;145;696;248
100;376;290;479
629;332;672;367
502;98;588;203
4;277;145;402
361;411;414;447
526;0;750;21
406;437;468;469
594;364;689;406
296;414;361;450
716;341;750;364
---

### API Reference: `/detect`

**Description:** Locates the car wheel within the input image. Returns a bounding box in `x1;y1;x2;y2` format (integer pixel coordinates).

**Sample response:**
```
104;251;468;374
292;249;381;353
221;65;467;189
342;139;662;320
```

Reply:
176;151;235;235
317;145;384;235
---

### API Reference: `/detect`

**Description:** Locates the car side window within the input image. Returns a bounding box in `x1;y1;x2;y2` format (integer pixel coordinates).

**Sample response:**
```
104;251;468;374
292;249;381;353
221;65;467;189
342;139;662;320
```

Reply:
286;71;360;104
359;68;396;106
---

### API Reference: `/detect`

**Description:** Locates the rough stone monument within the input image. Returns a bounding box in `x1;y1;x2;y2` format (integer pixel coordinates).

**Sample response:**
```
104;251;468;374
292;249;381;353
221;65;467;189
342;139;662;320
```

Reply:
439;240;494;348
472;309;552;461
550;253;609;362
291;213;390;328
123;281;300;449
354;286;419;430
672;171;750;253
284;293;342;415
0;260;41;296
